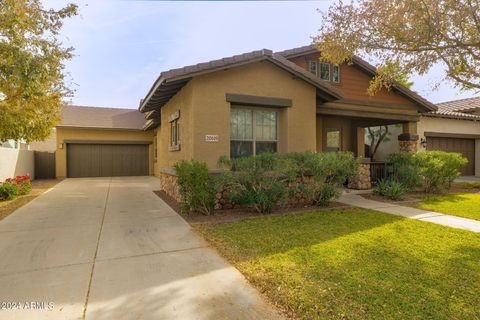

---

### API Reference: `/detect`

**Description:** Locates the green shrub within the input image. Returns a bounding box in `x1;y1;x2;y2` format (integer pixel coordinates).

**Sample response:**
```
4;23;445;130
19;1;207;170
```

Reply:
174;160;215;215
0;181;20;200
415;151;467;193
387;152;420;191
218;152;358;212
374;179;406;200
387;151;467;194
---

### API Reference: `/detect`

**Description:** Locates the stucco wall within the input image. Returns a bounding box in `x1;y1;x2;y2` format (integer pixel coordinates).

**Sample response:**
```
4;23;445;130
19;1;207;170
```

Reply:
188;61;317;168
55;128;154;178
417;116;480;176
29;128;57;152
156;81;194;171
0;147;35;181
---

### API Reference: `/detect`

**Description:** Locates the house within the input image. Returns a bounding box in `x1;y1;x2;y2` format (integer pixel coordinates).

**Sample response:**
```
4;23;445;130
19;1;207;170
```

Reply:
138;44;436;189
374;97;480;176
32;44;478;182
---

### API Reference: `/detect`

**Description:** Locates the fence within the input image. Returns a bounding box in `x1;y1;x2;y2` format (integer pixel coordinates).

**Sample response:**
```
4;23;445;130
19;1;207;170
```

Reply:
369;161;393;184
34;152;56;179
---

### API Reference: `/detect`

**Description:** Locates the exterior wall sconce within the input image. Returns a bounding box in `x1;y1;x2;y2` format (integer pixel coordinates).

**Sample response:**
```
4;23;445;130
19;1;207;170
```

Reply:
58;143;64;149
420;138;427;149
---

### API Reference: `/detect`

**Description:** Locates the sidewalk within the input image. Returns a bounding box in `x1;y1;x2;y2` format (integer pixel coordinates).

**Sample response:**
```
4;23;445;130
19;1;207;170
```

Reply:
338;193;480;233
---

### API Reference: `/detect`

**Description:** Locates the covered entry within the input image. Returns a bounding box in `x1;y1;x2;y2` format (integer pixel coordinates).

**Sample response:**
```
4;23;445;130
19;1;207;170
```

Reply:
67;142;149;178
427;136;475;176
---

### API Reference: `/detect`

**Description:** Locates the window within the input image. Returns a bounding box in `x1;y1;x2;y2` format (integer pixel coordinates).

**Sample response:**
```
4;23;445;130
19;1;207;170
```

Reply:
168;110;180;151
332;64;340;83
230;109;277;158
308;61;318;75
319;62;330;80
326;128;341;151
154;136;158;161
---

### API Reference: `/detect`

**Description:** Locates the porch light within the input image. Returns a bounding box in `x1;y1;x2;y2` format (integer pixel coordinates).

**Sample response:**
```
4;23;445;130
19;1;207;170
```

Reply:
420;138;427;149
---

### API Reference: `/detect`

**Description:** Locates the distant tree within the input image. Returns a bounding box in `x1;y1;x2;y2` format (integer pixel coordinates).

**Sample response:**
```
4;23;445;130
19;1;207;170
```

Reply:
367;126;391;161
314;0;480;95
0;0;78;142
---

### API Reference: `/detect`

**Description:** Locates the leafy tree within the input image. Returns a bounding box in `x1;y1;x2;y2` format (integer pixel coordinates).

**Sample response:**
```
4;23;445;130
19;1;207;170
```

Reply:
367;126;391;161
0;0;78;142
314;0;480;94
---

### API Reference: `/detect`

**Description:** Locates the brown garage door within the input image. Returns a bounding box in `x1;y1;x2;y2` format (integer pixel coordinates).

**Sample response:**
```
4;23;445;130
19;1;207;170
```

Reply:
67;143;149;178
427;137;475;176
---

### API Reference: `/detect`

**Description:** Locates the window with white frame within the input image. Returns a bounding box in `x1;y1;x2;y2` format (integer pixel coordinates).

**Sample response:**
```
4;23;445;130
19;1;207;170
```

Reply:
230;108;277;158
319;62;331;80
332;64;340;83
308;61;318;75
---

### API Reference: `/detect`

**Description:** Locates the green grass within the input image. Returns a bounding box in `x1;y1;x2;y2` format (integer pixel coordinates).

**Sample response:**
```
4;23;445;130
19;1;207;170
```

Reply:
418;193;480;221
197;208;480;320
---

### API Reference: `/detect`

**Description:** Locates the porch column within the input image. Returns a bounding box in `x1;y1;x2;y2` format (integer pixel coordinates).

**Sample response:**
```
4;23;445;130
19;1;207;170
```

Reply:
356;127;365;158
398;122;419;152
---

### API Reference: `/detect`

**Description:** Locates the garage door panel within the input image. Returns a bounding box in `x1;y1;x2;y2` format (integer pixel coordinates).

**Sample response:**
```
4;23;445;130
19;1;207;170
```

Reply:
67;143;149;178
427;137;475;176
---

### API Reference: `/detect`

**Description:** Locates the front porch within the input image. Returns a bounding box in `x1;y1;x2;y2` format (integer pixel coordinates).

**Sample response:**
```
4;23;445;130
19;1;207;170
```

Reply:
316;100;421;189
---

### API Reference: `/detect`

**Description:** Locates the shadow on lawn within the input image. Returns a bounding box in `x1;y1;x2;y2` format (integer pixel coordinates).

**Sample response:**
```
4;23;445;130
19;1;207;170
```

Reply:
421;193;473;205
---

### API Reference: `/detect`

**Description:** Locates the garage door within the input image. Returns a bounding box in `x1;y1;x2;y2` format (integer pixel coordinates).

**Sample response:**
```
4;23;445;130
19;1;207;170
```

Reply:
427;137;475;176
67;143;149;178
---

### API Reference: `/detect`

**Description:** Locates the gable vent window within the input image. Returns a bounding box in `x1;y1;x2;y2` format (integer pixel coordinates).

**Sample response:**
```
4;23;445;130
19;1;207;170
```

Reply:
307;60;340;83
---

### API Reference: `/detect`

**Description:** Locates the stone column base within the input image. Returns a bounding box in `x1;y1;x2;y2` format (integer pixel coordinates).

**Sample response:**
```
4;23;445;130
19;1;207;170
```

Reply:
398;133;418;152
348;163;372;190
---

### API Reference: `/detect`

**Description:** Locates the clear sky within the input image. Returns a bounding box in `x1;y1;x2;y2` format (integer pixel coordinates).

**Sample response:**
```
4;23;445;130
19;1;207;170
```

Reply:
45;0;478;109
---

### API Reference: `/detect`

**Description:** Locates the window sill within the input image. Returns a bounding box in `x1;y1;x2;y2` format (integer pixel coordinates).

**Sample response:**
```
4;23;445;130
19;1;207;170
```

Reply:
169;144;181;152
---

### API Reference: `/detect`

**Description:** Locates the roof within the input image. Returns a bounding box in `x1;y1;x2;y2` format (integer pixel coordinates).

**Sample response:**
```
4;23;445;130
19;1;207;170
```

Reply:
425;96;480;120
59;105;146;130
436;97;480;113
139;49;343;113
277;44;437;112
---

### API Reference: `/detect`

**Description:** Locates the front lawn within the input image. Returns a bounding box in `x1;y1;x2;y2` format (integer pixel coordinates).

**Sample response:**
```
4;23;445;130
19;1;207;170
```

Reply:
196;208;480;319
417;193;480;221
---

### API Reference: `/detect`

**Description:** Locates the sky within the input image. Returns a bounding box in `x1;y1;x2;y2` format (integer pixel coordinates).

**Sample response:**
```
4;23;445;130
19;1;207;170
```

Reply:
45;0;478;109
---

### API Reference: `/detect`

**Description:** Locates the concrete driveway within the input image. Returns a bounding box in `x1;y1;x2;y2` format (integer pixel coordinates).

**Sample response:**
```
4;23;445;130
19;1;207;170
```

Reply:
0;177;282;320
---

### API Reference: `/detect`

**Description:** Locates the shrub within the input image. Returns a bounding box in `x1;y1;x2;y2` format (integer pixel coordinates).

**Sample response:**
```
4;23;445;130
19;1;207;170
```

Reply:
218;152;358;212
387;153;420;191
9;175;32;195
174;160;215;215
415;151;467;193
0;181;20;200
374;179;406;200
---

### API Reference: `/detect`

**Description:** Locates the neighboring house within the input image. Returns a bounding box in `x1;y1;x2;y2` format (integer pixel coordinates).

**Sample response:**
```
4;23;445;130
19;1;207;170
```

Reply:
375;97;480;176
138;44;437;187
30;105;154;178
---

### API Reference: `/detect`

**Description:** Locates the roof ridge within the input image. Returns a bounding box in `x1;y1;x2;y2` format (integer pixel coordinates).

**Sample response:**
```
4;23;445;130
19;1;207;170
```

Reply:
65;104;137;111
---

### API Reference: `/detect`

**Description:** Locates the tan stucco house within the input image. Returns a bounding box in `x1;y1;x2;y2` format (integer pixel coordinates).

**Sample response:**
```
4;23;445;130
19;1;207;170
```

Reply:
31;45;479;180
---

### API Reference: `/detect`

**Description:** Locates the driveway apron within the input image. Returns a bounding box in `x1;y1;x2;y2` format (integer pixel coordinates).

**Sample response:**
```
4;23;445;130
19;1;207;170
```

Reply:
0;177;282;320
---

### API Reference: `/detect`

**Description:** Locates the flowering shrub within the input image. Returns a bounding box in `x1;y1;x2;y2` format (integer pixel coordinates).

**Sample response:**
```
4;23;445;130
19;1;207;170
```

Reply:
0;175;32;200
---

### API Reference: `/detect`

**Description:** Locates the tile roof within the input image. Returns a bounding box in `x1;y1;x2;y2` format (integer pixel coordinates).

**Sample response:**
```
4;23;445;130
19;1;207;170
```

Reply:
59;105;146;130
139;49;343;113
436;97;480;113
426;97;480;120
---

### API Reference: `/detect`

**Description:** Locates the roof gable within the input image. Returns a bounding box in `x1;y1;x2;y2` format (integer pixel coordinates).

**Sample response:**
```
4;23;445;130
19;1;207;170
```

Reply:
277;45;437;112
139;49;343;113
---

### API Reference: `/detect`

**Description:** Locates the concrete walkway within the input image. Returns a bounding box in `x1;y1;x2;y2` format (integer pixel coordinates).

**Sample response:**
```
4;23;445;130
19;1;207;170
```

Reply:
338;193;480;233
0;177;282;320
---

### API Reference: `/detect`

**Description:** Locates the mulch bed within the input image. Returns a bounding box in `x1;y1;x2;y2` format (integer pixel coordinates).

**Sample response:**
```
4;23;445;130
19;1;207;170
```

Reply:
153;190;350;224
0;179;62;221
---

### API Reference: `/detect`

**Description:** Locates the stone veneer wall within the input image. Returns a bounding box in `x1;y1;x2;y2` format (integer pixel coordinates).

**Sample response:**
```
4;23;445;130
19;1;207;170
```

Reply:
398;140;418;152
159;172;181;202
347;163;372;190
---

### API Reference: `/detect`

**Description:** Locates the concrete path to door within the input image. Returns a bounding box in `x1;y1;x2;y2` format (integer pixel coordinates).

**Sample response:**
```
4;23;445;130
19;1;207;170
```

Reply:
0;177;283;320
338;193;480;233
